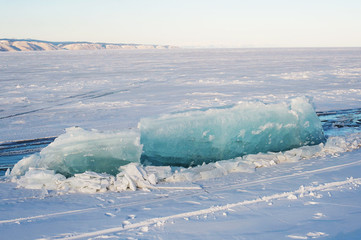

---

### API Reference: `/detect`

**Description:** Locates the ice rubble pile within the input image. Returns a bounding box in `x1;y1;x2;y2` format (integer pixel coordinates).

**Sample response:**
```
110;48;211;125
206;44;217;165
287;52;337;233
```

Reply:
11;133;361;193
139;97;325;166
16;164;158;193
8;97;340;192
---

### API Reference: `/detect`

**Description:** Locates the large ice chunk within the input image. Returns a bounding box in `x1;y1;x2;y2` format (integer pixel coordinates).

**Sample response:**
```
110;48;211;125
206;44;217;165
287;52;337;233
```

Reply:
139;97;325;167
11;127;142;177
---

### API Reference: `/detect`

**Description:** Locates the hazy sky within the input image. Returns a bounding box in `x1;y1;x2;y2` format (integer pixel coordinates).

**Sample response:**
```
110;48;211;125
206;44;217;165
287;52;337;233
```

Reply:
1;0;361;47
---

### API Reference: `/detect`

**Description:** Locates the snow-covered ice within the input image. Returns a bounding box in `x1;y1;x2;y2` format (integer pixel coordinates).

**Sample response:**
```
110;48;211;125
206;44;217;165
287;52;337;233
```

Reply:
1;48;361;239
1;48;360;142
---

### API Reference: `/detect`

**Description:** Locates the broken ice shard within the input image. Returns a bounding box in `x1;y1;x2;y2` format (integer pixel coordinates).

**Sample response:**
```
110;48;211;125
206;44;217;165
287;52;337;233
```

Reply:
139;97;325;167
11;127;142;177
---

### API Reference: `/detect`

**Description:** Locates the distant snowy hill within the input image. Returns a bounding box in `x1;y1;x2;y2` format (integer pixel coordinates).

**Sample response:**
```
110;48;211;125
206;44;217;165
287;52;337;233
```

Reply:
0;39;176;51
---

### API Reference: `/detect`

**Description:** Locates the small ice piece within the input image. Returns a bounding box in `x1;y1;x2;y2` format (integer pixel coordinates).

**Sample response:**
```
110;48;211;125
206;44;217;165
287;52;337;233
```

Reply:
140;226;149;232
287;234;307;239
313;212;325;219
287;194;298;200
139;97;325;166
17;168;66;190
306;232;328;238
5;168;10;177
105;212;116;217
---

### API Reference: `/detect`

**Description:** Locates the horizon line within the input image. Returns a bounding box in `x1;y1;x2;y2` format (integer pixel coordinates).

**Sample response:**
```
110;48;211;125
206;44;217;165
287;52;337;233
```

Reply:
2;38;361;49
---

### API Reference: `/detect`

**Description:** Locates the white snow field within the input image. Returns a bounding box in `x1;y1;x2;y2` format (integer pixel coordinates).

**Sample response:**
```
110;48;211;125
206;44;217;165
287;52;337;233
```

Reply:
1;48;361;239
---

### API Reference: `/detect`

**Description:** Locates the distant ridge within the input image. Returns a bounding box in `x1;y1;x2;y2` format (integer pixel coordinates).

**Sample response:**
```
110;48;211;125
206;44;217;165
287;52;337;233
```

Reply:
0;39;177;52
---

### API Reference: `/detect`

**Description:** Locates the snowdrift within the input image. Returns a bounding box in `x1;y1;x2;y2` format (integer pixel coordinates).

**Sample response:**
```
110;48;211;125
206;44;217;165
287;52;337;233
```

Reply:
11;97;325;178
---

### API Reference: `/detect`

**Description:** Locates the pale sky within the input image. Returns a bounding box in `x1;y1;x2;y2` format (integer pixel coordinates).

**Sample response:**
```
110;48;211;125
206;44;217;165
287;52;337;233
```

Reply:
1;0;361;47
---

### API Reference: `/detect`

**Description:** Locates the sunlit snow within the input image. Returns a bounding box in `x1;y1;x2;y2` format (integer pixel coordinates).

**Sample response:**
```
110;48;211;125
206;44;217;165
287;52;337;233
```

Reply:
1;48;361;240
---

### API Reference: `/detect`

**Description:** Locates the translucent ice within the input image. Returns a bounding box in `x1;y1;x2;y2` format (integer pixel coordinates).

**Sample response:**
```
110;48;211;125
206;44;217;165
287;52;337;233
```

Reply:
139;97;325;166
11;97;325;177
11;127;142;177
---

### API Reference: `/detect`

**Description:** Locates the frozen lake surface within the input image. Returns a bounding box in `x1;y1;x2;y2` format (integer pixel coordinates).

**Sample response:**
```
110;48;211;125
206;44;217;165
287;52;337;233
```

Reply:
0;48;361;239
1;48;361;142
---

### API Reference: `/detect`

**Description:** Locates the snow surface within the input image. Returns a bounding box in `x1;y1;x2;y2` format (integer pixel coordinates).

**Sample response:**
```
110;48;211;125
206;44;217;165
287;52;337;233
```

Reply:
1;48;360;142
1;48;361;239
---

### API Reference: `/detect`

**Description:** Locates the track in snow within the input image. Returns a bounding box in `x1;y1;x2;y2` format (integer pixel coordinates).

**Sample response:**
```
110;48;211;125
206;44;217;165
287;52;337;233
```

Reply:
52;176;361;239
